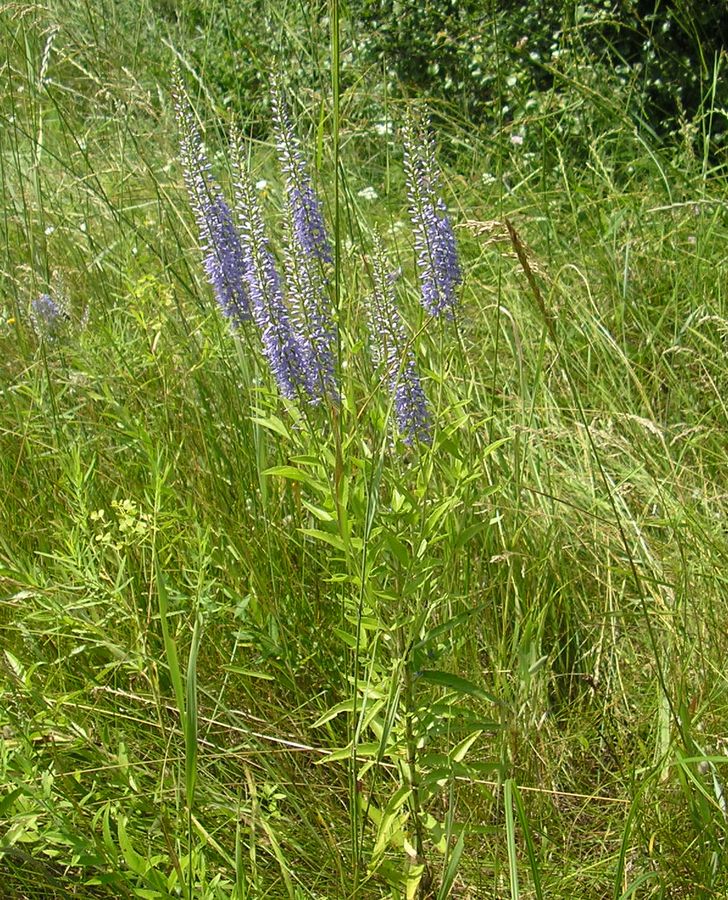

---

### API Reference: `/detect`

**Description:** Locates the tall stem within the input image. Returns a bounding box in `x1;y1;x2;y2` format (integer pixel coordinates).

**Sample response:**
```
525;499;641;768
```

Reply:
402;633;430;895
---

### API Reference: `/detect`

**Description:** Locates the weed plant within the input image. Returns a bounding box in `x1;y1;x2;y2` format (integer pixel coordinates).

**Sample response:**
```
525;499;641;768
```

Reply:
1;2;728;899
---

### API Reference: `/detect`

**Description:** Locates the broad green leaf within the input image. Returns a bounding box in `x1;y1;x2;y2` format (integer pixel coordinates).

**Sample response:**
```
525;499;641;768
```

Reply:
101;805;118;862
451;730;483;764
0;787;23;817
406;862;426;900
117;816;146;875
250;414;291;440
319;742;380;763
299;528;346;551
263;465;316;485
301;499;335;522
312;697;358;728
313;696;385;728
417;669;498;703
332;627;358;649
413;604;487;651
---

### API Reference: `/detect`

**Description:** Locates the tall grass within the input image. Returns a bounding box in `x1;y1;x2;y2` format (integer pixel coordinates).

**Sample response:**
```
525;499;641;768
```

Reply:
2;1;728;898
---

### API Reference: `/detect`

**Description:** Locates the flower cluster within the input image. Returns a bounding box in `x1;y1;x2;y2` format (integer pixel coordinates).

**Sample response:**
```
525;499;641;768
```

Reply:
271;80;338;403
31;292;67;339
30;272;77;340
368;233;431;445
176;76;458;446
271;80;332;265
174;76;250;325
231;136;312;401
403;111;462;318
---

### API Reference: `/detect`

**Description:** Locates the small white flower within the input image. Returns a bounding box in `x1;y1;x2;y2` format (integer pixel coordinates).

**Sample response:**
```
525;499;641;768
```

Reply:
357;186;378;201
510;134;524;146
131;246;138;256
79;222;87;233
481;172;496;185
374;121;393;136
255;179;268;191
44;225;55;236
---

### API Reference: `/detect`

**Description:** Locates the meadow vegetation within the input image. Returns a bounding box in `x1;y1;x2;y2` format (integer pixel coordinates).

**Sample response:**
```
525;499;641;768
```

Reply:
1;1;728;897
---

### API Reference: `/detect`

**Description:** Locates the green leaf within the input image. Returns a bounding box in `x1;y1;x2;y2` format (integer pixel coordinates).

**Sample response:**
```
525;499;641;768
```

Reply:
250;414;291;440
382;530;410;567
263;465;316;485
185;613;203;808
299;528;347;551
332;627;358;649
510;779;543;900
312;696;384;728
3;650;25;681
451;730;483;764
372;784;411;858
221;665;274;680
101;804;118;863
301;499;335;522
319;742;380;763
413;604;487;651
117;816;146;875
504;779;520;900
155;562;185;725
0;787;23;817
312;697;358;728
417;670;498;703
438;830;465;900
455;522;487;548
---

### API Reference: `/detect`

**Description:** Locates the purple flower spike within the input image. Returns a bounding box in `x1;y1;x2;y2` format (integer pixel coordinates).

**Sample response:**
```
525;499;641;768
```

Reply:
174;77;250;325
231;135;311;400
286;232;339;404
369;233;431;446
271;78;338;403
31;292;67;338
403;111;462;318
271;79;332;265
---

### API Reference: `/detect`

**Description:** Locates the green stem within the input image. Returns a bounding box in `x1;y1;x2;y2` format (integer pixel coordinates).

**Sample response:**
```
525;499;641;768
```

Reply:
402;634;429;895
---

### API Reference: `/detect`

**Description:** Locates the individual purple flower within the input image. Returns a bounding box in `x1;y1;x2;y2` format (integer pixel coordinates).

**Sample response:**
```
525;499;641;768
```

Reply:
271;79;332;265
368;233;431;445
231;134;311;400
403;111;462;318
174;76;250;325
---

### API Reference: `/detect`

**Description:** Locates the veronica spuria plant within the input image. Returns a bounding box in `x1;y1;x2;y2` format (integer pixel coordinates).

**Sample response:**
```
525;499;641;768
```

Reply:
174;72;494;897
